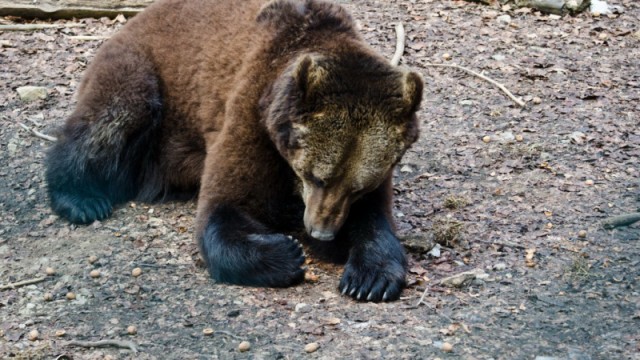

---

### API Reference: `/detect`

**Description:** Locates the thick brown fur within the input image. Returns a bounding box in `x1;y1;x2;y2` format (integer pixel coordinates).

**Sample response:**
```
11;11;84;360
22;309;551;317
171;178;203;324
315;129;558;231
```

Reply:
46;0;423;302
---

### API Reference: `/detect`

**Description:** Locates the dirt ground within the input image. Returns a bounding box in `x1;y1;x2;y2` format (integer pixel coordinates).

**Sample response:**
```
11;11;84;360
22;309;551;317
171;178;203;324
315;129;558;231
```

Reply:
1;0;639;359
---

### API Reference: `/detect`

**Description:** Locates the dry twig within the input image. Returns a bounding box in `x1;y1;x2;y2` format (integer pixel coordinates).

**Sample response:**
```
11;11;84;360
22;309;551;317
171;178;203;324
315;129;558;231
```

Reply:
214;330;242;340
0;23;85;31
390;23;405;66
18;122;57;142
67;35;110;41
416;285;431;307
602;213;640;230
0;276;47;290
424;62;526;107
66;339;138;353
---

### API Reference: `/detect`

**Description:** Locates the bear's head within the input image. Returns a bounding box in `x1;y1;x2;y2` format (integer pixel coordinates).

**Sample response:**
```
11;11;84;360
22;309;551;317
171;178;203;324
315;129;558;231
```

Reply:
263;52;423;241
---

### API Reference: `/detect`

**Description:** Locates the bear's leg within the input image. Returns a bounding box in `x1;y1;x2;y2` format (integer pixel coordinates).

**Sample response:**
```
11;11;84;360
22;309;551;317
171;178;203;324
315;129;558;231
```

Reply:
198;204;306;287
46;45;163;224
338;177;407;302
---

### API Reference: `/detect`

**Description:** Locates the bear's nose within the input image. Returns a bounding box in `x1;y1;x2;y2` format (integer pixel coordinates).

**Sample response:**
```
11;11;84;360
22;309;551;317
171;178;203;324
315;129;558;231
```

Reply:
309;229;335;241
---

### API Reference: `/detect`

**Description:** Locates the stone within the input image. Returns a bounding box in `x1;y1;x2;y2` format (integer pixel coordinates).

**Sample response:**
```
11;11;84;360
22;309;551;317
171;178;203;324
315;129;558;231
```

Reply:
496;14;511;25
16;86;47;102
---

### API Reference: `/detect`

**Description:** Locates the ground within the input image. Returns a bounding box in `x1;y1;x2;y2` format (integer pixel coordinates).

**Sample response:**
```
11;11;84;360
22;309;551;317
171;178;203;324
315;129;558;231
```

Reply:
1;0;639;359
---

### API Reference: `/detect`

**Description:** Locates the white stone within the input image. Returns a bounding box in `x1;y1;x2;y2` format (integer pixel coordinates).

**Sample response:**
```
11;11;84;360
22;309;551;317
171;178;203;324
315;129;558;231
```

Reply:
497;15;512;25
16;86;47;102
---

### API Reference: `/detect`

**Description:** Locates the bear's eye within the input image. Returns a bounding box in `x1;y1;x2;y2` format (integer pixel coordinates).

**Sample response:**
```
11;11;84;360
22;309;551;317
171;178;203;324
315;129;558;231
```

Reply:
305;173;326;188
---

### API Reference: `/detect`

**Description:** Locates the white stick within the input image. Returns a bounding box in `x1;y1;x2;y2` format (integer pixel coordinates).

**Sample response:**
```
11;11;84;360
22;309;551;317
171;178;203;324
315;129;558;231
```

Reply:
390;23;405;66
66;339;139;353
0;23;85;31
424;63;526;107
18;123;58;142
0;276;47;290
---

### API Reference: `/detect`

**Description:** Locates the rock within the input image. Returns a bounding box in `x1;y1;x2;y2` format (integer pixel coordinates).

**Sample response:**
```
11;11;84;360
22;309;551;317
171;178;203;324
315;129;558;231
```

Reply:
16;86;47;102
147;217;163;228
491;54;506;61
496;14;511;25
482;10;499;19
304;342;320;353
295;303;310;313
440;269;487;288
565;0;589;13
590;0;623;15
515;0;565;15
499;131;515;143
493;263;507;271
400;165;413;174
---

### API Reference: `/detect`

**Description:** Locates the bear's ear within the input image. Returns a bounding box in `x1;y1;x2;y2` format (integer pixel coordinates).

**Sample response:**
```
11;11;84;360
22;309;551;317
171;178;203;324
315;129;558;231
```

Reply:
402;71;424;113
293;54;327;101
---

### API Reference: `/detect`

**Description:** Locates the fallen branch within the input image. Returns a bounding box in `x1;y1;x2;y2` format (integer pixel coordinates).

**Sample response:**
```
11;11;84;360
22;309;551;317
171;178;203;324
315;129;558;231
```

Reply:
390;22;405;66
603;213;640;230
415;269;487;307
424;62;526;108
214;330;242;340
0;276;47;290
18;122;57;142
0;23;85;31
439;269;486;288
477;238;527;250
415;285;431;307
66;340;138;353
67;35;110;41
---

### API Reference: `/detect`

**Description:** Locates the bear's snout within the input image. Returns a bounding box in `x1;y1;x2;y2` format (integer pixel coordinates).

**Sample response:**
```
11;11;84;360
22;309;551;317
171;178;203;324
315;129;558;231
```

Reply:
303;187;350;241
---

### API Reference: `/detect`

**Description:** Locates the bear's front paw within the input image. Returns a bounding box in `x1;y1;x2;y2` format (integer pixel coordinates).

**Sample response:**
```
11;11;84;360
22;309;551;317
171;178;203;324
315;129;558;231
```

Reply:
205;233;306;288
247;234;307;287
50;192;113;224
339;255;406;302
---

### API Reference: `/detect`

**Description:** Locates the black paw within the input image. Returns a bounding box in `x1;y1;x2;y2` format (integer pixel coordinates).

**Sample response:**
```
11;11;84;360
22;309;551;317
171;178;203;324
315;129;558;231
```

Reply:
50;191;113;224
339;255;406;302
204;232;306;288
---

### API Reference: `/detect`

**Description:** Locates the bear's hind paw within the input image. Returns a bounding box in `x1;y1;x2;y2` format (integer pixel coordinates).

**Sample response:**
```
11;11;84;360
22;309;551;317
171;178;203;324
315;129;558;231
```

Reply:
50;192;113;224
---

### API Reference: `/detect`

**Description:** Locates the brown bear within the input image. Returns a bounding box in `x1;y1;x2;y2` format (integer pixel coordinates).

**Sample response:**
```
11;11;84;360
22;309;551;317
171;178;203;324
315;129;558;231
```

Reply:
46;0;423;302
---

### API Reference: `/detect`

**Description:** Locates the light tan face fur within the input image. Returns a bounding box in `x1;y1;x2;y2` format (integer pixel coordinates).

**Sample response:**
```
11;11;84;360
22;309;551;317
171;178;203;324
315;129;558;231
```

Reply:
290;110;412;241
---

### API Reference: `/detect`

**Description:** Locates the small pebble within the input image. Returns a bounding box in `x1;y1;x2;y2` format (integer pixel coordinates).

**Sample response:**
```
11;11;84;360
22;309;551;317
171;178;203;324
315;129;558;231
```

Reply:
598;33;608;40
203;328;214;336
482;136;491;143
442;53;451;60
66;292;76;300
442;342;453;352
545;223;553;229
127;325;137;335
515;134;524;142
131;267;142;277
305;342;320;353
88;255;98;264
28;329;39;341
44;293;53;301
578;230;587;238
585;179;594;186
55;329;66;337
90;269;101;278
45;267;56;276
238;341;251;352
532;96;542;104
